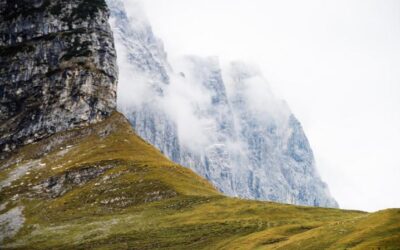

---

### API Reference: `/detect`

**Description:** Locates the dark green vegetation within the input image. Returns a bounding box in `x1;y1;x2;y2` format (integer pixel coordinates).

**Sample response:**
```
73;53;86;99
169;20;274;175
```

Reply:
1;113;399;249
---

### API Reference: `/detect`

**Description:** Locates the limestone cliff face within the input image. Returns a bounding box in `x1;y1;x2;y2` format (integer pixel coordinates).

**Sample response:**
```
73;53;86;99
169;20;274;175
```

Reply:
108;1;337;208
0;0;118;157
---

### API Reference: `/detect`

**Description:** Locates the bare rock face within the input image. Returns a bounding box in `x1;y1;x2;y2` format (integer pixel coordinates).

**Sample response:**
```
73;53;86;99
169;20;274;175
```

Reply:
0;0;118;157
108;1;338;208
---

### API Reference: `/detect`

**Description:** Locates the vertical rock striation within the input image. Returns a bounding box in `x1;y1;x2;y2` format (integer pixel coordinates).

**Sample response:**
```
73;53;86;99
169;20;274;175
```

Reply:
177;56;245;197
226;62;338;207
107;0;338;208
0;0;118;156
107;0;181;162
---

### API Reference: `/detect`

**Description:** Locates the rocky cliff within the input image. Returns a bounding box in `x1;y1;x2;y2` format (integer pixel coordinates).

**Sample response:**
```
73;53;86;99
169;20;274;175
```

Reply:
108;1;338;208
107;0;181;162
177;56;246;197
226;62;338;207
0;0;118;157
1;1;399;249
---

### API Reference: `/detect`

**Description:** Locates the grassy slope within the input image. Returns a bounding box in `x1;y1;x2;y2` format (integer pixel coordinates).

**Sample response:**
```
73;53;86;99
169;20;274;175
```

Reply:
0;112;399;249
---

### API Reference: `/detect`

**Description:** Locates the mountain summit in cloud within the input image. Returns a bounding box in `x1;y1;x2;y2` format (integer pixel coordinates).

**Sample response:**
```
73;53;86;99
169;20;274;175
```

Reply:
107;0;338;208
2;1;400;248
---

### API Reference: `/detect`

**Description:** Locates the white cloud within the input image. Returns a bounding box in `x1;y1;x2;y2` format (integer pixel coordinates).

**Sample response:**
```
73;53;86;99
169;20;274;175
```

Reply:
161;72;213;152
224;61;291;127
138;0;400;212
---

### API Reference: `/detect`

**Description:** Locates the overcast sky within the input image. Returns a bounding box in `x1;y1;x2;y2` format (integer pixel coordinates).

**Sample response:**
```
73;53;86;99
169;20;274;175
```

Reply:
138;0;400;212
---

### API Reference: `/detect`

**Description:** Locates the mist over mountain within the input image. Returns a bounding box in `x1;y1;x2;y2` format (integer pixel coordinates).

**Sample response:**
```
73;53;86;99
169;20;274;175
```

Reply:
2;1;399;248
107;0;337;208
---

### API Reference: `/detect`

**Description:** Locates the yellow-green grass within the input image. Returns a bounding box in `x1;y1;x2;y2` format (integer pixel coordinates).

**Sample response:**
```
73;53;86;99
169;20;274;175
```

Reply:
1;112;399;249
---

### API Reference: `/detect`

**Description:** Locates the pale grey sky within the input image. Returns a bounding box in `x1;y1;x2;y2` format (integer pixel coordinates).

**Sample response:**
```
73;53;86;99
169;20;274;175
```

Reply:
137;0;400;212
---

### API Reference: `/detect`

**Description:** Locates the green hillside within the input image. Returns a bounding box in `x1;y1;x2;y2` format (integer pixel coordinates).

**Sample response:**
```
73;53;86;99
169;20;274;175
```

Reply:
1;112;399;249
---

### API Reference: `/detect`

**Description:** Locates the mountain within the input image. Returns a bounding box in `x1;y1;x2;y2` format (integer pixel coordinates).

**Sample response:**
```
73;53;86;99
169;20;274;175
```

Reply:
0;0;118;159
1;1;399;248
2;111;400;249
108;0;337;207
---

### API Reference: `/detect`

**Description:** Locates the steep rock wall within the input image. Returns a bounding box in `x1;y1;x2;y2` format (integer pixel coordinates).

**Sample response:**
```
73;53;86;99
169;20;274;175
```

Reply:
0;0;118;157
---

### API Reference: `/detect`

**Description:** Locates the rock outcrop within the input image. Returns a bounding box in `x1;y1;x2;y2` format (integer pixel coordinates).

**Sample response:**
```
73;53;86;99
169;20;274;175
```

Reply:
0;0;118;157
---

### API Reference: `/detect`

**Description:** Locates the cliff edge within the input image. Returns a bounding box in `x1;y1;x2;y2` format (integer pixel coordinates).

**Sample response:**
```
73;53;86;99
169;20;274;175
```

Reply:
0;0;118;157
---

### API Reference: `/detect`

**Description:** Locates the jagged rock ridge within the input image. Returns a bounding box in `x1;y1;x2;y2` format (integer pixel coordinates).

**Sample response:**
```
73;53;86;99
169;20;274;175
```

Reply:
0;0;118;157
226;62;337;206
108;0;338;208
